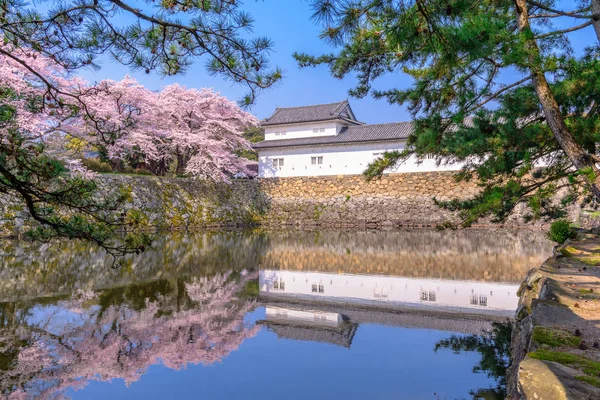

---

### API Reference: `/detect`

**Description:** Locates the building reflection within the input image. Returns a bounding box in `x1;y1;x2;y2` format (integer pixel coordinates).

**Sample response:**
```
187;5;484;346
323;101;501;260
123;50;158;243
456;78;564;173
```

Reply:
258;229;552;348
260;268;518;315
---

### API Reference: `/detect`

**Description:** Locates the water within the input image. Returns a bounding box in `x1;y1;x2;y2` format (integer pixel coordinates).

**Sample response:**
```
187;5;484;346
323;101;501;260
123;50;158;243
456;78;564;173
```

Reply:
0;229;553;399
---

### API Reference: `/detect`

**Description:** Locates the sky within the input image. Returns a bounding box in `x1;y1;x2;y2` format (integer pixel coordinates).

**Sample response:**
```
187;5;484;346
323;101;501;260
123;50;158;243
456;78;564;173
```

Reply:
76;1;414;124
75;0;594;125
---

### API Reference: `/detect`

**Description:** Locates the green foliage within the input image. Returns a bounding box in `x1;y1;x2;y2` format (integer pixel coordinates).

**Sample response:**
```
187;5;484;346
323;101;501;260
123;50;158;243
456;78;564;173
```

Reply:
235;149;258;161
133;168;152;176
240;279;259;299
529;350;600;376
2;0;281;105
82;158;113;173
531;327;582;348
0;98;150;261
242;126;265;143
299;0;600;225
575;375;600;388
548;220;574;244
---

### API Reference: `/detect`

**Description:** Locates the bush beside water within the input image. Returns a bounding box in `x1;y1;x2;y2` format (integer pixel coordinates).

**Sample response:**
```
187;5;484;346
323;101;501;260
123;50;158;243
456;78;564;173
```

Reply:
548;220;574;243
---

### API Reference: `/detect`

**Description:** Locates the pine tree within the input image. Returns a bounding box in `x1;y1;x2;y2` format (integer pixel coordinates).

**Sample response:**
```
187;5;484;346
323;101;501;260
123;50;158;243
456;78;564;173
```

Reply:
296;0;600;225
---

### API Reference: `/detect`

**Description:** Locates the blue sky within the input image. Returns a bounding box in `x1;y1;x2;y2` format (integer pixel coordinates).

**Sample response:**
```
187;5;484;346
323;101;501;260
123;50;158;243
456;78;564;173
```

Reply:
76;1;413;124
76;0;594;124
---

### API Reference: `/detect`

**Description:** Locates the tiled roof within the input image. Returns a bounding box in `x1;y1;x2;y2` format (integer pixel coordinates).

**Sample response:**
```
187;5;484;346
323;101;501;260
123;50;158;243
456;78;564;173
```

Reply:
259;320;358;348
261;100;360;126
261;301;499;335
252;121;413;149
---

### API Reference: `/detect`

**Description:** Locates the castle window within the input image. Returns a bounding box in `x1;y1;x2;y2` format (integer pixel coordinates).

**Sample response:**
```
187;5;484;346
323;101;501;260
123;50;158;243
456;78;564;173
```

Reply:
420;290;437;302
272;158;284;167
311;156;323;165
273;278;285;291
471;294;488;306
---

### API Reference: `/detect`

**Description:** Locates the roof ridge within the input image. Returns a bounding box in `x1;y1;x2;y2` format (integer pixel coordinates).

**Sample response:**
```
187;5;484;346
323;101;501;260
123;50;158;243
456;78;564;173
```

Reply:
330;99;349;115
350;121;413;128
265;107;283;121
272;100;347;110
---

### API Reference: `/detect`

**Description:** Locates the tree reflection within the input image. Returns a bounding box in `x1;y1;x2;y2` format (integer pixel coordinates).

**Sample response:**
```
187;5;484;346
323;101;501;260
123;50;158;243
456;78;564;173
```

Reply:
0;271;258;399
434;322;512;400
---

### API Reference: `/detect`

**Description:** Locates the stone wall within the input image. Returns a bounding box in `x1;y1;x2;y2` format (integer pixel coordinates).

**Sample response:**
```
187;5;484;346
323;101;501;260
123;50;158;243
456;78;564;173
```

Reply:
258;172;565;227
0;171;594;235
507;233;600;399
258;172;474;227
0;174;268;237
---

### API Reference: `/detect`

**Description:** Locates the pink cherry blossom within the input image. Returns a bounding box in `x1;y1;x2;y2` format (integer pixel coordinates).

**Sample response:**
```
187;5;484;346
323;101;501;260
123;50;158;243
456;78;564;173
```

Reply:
1;41;258;180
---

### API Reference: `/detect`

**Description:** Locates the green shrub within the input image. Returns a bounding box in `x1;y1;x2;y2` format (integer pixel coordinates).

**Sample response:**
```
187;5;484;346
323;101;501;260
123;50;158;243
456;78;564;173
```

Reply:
133;168;152;176
82;158;113;173
548;219;574;243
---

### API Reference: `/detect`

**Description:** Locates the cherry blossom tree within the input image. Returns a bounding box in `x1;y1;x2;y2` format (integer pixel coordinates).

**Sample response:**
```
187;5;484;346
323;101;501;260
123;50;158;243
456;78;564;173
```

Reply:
0;41;258;257
1;0;279;252
80;79;259;179
0;43;151;259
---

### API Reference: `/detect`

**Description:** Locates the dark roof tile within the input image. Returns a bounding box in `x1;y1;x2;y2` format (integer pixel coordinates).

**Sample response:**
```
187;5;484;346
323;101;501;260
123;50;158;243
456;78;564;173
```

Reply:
261;100;360;126
253;121;413;149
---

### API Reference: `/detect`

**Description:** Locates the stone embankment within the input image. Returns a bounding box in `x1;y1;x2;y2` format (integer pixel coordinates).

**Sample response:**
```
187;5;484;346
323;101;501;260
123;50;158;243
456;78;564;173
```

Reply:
508;233;600;399
0;175;268;237
259;173;592;228
0;172;595;236
259;172;476;227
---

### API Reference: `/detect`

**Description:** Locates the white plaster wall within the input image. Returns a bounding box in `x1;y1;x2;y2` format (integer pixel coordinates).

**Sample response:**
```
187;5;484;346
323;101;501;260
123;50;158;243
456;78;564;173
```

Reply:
260;270;518;314
264;122;343;141
265;306;342;326
258;141;464;178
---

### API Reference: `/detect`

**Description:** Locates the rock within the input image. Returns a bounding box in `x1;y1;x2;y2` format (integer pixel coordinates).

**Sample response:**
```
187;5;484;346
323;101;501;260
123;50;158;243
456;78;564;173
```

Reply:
519;357;600;400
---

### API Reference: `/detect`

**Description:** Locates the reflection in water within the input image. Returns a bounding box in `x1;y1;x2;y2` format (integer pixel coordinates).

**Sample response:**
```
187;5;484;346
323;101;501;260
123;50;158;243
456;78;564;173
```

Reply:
435;322;513;400
0;272;258;399
0;229;552;399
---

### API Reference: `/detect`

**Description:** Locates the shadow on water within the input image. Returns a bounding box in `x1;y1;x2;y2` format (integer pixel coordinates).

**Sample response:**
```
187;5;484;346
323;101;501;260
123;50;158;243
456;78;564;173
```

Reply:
0;229;552;399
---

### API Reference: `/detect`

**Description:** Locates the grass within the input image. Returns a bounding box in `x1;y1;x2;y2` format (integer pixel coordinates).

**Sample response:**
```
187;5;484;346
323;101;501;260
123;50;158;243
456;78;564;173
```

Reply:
532;327;582;348
575;375;600;388
529;350;600;376
579;289;594;294
560;245;600;265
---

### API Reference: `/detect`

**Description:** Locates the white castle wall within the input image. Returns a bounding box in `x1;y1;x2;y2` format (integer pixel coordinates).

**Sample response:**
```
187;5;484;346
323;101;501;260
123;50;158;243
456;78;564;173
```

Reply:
260;269;519;315
258;141;464;178
264;122;342;141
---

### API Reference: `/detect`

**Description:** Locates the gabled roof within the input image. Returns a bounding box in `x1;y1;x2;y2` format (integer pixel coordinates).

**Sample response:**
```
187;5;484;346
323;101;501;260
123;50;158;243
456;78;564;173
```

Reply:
259;320;358;348
261;100;362;126
253;121;413;149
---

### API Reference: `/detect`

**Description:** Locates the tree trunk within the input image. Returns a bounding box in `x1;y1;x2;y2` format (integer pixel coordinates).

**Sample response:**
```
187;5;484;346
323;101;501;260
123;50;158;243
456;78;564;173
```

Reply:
176;148;186;175
515;0;600;199
593;0;600;43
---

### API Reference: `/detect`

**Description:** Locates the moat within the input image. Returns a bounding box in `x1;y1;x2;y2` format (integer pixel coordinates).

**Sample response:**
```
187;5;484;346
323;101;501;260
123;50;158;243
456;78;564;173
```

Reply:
0;229;553;399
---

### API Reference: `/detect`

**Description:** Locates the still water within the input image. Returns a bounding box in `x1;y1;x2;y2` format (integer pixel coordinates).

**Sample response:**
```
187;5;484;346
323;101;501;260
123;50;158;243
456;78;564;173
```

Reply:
0;229;552;399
